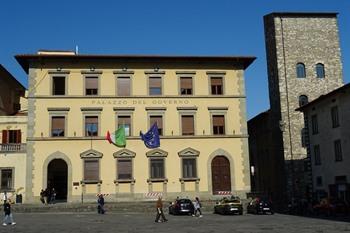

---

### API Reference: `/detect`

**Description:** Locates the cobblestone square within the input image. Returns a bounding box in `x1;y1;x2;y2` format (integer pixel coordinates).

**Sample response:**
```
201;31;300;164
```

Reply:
2;212;349;233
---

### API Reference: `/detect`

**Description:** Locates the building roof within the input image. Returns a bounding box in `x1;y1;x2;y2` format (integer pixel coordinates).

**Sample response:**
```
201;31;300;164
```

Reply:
15;53;256;74
0;64;26;91
296;83;350;112
264;12;338;18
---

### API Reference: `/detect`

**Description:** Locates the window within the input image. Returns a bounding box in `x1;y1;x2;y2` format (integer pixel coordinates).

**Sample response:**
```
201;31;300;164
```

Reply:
117;77;131;96
331;106;339;128
150;116;163;135
213;115;225;135
180;77;193;95
182;158;197;178
118;115;131;136
117;158;132;180
85;116;98;136
299;95;308;107
316;176;323;187
149;77;162;95
150;158;164;179
316;63;325;78
311;115;318;135
51;116;65;137
296;63;306;78
210;77;223;95
52;76;66;95
83;159;99;181
334;139;343;162
85;76;98;95
181;115;194;135
1;130;21;143
314;145;321;165
0;169;13;191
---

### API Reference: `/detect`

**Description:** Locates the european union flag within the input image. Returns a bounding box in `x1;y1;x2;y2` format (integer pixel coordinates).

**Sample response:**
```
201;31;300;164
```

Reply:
140;123;160;148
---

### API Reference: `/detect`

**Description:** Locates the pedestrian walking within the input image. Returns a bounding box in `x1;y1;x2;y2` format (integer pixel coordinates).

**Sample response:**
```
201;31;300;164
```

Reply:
193;197;203;217
2;200;16;226
50;188;56;204
97;194;105;214
155;196;168;223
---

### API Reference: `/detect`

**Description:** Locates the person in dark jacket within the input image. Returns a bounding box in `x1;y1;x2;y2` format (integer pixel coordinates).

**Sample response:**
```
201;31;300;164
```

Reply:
3;200;16;226
155;196;168;223
97;194;105;214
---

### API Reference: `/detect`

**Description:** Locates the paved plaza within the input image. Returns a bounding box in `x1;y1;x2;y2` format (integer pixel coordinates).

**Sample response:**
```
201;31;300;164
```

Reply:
2;212;349;233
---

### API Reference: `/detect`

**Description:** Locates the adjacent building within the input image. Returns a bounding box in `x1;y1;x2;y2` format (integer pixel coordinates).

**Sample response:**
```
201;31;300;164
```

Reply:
297;83;350;203
249;12;344;203
16;51;255;203
0;64;27;201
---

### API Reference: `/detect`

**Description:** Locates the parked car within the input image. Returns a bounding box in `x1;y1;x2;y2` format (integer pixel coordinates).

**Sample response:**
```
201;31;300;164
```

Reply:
168;198;195;215
247;197;274;215
313;198;349;216
214;196;243;215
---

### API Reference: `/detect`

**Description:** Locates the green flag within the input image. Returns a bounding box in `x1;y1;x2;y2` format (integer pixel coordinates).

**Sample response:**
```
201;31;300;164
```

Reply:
106;125;126;147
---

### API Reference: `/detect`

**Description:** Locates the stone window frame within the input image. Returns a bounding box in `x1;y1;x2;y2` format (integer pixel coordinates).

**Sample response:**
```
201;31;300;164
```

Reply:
114;107;135;137
207;71;226;95
0;167;15;192
81;108;102;137
334;139;343;162
176;71;196;96
145;71;165;96
313;144;321;166
114;70;134;96
49;70;70;96
331;105;340;128
178;147;200;182
208;107;228;135
48;108;70;138
113;149;136;184
146;148;168;183
177;107;197;136
146;107;166;136
80;149;103;184
81;70;102;96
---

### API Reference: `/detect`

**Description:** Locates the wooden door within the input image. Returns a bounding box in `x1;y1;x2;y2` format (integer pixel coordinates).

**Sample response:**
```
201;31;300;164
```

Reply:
211;156;231;194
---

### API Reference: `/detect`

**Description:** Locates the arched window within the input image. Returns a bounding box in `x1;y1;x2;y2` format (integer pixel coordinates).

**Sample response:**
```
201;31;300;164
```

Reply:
296;63;306;78
299;95;308;107
316;63;325;78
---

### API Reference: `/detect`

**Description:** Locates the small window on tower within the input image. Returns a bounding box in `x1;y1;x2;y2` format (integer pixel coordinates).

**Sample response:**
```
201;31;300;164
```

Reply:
296;63;306;78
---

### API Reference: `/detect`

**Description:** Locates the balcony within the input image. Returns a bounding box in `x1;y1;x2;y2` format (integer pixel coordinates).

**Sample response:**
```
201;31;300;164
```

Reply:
0;143;26;153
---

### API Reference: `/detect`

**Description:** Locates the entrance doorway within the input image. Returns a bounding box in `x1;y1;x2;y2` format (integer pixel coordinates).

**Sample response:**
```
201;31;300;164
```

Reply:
211;156;231;194
47;159;68;201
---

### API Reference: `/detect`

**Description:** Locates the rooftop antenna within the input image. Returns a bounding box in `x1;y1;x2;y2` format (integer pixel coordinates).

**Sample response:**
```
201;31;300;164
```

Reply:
75;45;79;55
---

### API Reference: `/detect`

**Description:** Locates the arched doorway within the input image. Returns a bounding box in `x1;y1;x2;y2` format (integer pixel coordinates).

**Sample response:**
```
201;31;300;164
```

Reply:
211;156;231;194
47;159;68;201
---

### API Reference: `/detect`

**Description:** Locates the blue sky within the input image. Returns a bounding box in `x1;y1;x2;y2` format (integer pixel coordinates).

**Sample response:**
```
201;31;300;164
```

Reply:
1;0;349;119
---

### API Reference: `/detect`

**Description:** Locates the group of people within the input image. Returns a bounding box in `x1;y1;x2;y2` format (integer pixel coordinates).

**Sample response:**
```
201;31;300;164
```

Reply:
40;188;57;205
155;196;203;223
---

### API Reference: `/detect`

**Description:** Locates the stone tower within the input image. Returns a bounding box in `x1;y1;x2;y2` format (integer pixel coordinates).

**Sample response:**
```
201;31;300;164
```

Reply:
264;12;344;200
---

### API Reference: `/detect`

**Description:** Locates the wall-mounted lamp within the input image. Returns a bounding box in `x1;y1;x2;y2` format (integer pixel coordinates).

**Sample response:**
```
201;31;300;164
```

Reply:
56;67;62;71
90;67;95;71
203;130;205;135
154;67;159;72
122;67;127;71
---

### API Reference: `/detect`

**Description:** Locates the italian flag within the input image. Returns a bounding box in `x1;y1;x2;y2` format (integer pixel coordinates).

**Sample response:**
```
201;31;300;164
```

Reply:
106;126;126;147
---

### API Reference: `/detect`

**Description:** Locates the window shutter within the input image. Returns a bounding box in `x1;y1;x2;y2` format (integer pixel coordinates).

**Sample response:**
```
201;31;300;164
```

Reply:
16;130;21;143
85;116;98;124
2;130;8;143
84;160;99;180
149;77;161;88
180;77;192;89
150;116;162;128
213;115;225;126
182;116;194;135
211;77;223;85
85;77;98;89
117;77;130;96
52;117;65;129
117;159;132;179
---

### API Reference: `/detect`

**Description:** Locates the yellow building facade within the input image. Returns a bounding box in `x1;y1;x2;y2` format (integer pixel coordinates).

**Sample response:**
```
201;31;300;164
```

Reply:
16;51;255;203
